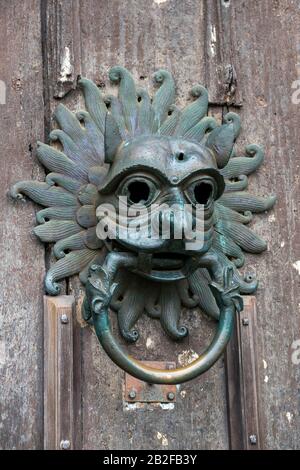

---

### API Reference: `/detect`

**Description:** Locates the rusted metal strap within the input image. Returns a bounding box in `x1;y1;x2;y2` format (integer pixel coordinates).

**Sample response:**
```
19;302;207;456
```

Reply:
124;362;177;403
44;295;75;450
225;296;261;449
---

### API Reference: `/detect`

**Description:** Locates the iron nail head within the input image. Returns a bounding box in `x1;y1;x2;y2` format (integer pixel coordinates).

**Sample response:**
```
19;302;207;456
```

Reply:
60;313;69;324
60;439;71;450
128;389;136;400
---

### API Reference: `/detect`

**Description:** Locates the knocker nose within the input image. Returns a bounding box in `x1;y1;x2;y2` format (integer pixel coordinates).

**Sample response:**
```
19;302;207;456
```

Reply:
152;206;193;240
152;209;173;237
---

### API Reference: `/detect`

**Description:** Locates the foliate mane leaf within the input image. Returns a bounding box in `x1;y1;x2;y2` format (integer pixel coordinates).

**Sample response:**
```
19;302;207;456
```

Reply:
78;77;107;133
205;112;241;169
109;66;139;135
151;69;176;132
175;85;208;136
104;113;123;164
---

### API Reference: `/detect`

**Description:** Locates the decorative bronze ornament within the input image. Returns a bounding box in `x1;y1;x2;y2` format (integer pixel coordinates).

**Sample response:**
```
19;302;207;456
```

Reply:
10;67;276;384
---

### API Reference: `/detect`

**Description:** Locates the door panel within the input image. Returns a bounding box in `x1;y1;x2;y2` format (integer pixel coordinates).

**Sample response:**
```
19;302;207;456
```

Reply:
0;0;45;450
1;0;299;450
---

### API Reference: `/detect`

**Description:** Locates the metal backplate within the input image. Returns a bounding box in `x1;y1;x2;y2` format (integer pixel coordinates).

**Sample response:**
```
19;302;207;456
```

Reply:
124;361;177;403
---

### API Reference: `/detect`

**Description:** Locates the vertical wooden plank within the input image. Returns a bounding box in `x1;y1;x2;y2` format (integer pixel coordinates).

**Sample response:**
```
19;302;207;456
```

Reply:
238;297;261;449
40;0;300;450
44;0;82;99
41;0;229;450
41;0;84;450
226;296;261;450
230;0;300;449
225;319;244;449
0;0;45;450
44;296;75;450
76;0;230;450
203;0;243;105
72;297;83;450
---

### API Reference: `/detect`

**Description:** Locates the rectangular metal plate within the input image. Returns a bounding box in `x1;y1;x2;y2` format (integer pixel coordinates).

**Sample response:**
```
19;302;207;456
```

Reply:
124;361;176;403
225;296;261;449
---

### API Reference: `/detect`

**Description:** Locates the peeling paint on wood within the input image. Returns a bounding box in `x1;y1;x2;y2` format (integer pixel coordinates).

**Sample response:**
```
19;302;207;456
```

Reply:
178;350;199;366
292;261;300;275
59;46;73;84
156;431;169;447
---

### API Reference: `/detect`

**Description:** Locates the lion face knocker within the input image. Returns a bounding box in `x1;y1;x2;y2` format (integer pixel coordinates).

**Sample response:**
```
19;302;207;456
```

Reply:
11;66;276;384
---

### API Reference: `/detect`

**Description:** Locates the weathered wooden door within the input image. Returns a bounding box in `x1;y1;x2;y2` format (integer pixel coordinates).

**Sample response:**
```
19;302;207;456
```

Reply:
1;0;299;450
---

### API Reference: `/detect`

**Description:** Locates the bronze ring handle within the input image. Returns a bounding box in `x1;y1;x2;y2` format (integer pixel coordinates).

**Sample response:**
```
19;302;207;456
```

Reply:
92;303;234;385
85;251;240;385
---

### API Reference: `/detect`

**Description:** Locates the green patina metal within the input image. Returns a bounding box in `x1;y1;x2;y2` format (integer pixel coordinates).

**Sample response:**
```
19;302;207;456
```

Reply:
10;66;276;384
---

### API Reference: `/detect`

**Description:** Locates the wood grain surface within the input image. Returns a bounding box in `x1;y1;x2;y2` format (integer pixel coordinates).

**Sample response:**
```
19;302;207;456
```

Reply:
0;0;45;450
0;0;299;450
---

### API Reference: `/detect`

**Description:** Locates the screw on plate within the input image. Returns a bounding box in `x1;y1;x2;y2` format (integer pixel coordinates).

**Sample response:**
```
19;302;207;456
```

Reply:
128;389;136;400
249;434;257;445
167;392;175;401
60;439;71;450
242;318;249;326
60;313;69;324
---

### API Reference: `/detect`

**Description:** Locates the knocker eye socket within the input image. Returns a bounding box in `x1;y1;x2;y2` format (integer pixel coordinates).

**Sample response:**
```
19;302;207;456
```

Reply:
185;178;216;207
117;176;159;206
128;181;150;204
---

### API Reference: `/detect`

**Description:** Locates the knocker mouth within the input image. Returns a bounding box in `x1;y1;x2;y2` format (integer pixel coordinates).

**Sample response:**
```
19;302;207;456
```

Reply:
104;238;213;281
97;196;215;281
137;251;192;281
152;251;189;269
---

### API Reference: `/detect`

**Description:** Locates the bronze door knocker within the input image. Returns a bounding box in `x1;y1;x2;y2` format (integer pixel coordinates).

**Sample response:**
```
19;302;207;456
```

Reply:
10;67;276;384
